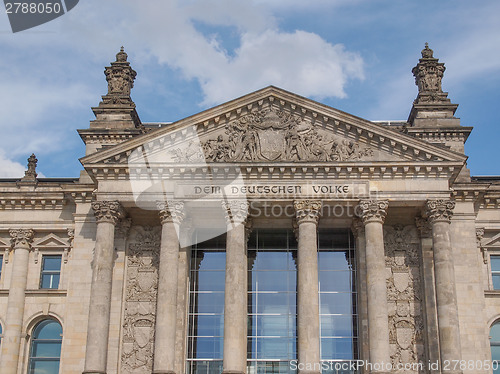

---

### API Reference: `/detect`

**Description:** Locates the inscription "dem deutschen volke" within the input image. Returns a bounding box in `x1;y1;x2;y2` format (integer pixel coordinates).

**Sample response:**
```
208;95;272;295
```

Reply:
193;184;352;196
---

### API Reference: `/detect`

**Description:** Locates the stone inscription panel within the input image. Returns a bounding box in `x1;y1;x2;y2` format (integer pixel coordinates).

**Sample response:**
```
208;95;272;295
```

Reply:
175;181;369;199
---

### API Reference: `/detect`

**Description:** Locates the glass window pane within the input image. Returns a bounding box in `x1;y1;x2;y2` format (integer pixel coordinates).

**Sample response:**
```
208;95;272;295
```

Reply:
41;274;60;289
28;360;61;374
250;292;296;315
251;251;290;270
321;338;355;360
321;315;355;337
249;315;296;337
191;292;225;314
319;271;353;292
42;256;62;271
195;271;225;291
190;315;224;337
248;337;296;359
493;275;500;290
191;337;223;359
318;252;351;271
320;293;354;315
31;342;62;358
250;271;295;291
491;256;500;271
34;321;62;339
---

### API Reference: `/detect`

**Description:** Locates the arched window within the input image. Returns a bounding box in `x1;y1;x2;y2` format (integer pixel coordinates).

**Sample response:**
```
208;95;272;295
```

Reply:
28;319;62;374
491;321;500;374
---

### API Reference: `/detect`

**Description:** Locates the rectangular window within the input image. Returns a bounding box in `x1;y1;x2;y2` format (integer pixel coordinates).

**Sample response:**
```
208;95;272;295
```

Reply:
247;229;298;373
0;254;3;281
40;255;62;289
187;232;226;374
492;256;500;290
318;229;358;366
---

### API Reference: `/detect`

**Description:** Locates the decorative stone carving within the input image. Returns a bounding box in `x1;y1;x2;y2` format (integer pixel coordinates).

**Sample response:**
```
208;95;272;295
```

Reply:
476;228;487;264
222;199;250;226
415;216;432;238
157;200;185;225
105;47;137;97
92;201;125;225
9;229;34;249
412;43;449;104
426;199;455;223
121;226;161;374
294;199;322;225
384;225;424;372
358;199;389;224
170;110;374;163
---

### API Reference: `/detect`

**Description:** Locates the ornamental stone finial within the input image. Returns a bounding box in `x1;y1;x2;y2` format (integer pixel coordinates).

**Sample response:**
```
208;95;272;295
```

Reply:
157;200;185;225
9;229;34;249
412;43;446;97
222;200;250;227
18;153;38;183
425;199;455;224
104;46;137;97
91;201;125;225
294;200;322;225
357;200;389;224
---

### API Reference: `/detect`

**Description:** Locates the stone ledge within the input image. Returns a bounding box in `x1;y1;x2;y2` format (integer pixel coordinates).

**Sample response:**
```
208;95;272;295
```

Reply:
0;289;67;296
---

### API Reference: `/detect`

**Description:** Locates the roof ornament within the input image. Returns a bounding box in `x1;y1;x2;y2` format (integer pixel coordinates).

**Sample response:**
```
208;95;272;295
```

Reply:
17;153;38;186
412;43;446;99
103;46;137;98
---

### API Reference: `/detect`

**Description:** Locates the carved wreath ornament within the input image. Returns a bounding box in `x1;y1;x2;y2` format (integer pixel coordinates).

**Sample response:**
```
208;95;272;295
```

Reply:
171;110;374;163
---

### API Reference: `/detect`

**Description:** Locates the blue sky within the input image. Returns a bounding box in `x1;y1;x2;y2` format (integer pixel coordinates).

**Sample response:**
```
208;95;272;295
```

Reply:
0;0;499;177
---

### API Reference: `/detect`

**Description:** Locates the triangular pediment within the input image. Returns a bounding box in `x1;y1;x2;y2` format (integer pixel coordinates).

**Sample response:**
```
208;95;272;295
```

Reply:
33;233;70;248
81;86;466;178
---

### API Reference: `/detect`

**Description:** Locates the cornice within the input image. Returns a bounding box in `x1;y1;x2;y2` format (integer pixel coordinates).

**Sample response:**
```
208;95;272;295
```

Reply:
85;161;462;182
407;127;472;143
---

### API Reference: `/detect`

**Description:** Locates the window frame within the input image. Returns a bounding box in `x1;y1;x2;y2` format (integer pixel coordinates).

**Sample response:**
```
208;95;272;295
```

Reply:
39;255;62;290
27;318;63;374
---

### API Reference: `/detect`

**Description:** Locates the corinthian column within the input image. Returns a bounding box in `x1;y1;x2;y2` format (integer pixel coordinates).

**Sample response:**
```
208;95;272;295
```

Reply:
358;199;390;373
222;200;250;374
294;200;322;374
153;200;185;374
83;201;124;374
426;200;462;373
1;229;34;374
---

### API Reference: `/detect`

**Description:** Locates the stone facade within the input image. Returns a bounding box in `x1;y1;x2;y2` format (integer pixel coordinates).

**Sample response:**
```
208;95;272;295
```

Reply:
0;45;499;374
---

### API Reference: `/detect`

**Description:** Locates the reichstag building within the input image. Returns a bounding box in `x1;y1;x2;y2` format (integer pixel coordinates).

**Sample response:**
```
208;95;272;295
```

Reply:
1;45;500;374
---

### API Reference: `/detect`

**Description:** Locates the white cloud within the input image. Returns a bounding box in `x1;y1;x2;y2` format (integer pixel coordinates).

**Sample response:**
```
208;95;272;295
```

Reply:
61;0;365;105
0;150;26;178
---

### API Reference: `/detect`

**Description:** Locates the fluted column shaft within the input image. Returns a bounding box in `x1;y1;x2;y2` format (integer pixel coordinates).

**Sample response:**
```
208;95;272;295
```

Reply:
83;201;124;374
426;200;462;373
154;201;185;374
358;200;390;374
222;200;250;374
1;229;34;374
294;200;322;374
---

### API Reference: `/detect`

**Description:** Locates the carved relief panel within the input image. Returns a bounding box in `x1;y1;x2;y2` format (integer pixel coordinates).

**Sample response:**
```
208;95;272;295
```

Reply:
384;225;425;372
170;109;379;163
121;226;161;374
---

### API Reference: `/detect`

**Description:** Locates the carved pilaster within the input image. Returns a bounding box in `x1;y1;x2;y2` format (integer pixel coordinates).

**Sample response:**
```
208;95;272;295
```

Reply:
92;200;125;225
294;199;322;225
9;229;34;249
358;199;389;224
415;216;432;238
222;200;250;226
426;200;455;224
157;201;185;225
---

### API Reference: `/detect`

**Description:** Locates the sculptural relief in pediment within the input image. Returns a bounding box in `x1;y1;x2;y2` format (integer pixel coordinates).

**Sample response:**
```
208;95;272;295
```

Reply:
170;110;378;163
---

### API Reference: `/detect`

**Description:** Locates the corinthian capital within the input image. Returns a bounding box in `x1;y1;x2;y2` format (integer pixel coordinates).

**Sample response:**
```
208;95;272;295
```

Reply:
358;200;389;224
222;200;249;227
426;199;455;224
91;201;125;225
10;229;34;249
157;200;185;225
294;200;322;225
